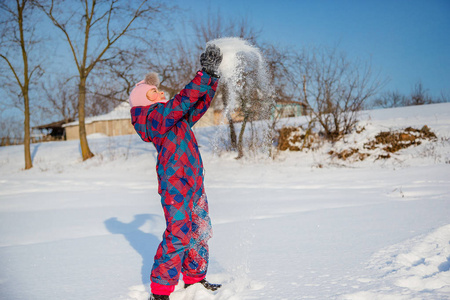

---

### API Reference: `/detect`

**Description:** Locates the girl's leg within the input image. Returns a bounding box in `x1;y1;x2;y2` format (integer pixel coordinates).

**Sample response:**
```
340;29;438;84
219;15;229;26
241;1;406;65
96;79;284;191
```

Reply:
151;174;194;293
182;187;212;283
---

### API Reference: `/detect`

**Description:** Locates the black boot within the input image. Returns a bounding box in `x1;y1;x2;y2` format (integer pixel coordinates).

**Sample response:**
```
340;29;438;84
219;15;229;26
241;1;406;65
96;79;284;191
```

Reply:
149;294;169;300
185;279;222;291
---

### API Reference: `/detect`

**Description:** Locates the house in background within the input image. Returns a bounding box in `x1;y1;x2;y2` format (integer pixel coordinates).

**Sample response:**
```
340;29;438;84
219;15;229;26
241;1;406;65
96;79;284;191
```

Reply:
63;98;306;140
63;102;134;140
274;100;307;118
32;119;74;141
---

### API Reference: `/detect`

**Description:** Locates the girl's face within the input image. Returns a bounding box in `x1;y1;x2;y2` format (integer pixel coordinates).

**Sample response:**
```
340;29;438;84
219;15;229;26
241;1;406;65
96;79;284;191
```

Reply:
146;88;167;103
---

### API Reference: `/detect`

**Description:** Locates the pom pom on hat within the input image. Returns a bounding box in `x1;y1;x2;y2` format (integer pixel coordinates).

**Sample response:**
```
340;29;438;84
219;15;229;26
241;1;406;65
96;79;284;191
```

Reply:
129;72;161;107
145;72;160;87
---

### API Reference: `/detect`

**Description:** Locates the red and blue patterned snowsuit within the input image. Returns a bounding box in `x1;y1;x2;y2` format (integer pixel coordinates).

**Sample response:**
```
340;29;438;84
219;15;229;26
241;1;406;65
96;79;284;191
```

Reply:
130;70;219;294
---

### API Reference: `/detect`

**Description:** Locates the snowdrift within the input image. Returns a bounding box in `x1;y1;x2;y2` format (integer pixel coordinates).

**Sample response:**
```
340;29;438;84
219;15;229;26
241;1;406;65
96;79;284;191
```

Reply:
0;103;449;299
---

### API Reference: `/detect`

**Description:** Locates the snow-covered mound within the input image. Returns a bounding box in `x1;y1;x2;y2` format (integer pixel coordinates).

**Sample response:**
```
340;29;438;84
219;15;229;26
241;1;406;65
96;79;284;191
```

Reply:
275;102;450;168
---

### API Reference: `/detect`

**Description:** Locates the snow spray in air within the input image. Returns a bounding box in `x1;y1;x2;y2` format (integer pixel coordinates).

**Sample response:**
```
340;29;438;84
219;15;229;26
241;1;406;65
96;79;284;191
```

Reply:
205;37;274;156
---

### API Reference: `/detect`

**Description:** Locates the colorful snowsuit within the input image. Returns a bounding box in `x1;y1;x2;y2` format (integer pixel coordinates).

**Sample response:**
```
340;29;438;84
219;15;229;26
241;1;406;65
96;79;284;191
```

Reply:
130;70;219;294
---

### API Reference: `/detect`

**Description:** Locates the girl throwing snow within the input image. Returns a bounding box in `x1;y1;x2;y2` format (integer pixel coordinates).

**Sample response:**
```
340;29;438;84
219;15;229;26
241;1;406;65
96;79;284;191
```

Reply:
129;44;223;300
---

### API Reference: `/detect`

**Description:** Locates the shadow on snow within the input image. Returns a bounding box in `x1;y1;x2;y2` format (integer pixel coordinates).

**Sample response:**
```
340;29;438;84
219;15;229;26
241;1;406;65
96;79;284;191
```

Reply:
104;214;162;285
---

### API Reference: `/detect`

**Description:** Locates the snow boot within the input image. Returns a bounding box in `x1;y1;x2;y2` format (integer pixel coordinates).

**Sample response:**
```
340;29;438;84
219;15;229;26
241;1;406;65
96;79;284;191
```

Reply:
184;279;222;291
148;294;169;300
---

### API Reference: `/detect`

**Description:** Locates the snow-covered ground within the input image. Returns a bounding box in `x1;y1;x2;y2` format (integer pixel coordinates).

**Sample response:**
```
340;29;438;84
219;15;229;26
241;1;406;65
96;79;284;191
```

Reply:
0;103;449;300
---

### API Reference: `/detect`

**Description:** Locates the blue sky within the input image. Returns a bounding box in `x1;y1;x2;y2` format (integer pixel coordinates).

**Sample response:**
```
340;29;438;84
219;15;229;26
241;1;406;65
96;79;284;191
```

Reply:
182;0;450;98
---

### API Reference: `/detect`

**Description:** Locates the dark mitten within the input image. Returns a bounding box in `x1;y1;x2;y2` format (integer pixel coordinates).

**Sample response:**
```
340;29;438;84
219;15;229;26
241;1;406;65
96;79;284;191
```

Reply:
200;44;223;78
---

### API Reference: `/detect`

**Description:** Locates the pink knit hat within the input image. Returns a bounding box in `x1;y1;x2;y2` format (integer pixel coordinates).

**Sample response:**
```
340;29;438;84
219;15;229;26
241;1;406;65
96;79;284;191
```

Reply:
129;72;160;107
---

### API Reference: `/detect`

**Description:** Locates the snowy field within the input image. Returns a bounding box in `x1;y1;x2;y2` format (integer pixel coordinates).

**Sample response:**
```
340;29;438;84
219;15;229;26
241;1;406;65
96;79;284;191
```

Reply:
0;103;449;300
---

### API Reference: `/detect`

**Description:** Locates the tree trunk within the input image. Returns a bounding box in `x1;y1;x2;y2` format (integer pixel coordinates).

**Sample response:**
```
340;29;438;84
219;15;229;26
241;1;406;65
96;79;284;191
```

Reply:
221;87;237;149
236;114;249;159
78;76;94;160
227;112;237;150
18;1;32;169
23;88;32;169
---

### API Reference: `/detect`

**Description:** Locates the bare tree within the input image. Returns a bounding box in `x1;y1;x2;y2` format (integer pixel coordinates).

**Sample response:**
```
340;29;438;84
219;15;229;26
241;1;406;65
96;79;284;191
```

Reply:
0;0;43;169
92;48;149;105
234;67;266;159
260;44;306;156
0;104;24;146
408;80;433;106
373;82;447;109
144;39;198;99
191;10;260;52
261;44;296;104
437;90;449;103
372;90;407;108
38;77;78;123
294;46;385;141
35;0;168;160
92;35;196;115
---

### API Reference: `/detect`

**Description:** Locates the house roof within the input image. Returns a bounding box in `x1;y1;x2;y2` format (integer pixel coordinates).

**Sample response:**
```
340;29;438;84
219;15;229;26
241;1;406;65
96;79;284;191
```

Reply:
276;99;308;106
33;119;75;130
63;102;131;127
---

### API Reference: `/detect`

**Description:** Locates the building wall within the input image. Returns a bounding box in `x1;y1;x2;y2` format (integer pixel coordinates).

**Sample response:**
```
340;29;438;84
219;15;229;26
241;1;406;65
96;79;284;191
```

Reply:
65;119;135;140
65;126;80;140
277;103;303;118
192;109;216;128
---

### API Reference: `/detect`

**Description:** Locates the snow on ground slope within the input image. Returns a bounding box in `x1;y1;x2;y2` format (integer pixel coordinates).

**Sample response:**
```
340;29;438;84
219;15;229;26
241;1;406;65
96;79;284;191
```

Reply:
0;103;449;300
342;224;450;300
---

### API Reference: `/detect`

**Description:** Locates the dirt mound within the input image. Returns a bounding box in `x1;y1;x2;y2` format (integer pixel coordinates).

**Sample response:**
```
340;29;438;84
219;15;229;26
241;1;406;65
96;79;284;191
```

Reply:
279;125;437;161
364;125;437;155
328;147;370;161
278;126;319;151
330;125;437;161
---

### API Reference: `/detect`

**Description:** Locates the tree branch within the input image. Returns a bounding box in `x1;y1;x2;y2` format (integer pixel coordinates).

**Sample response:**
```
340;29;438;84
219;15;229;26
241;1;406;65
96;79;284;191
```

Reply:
35;0;81;73
0;54;24;90
85;0;148;75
